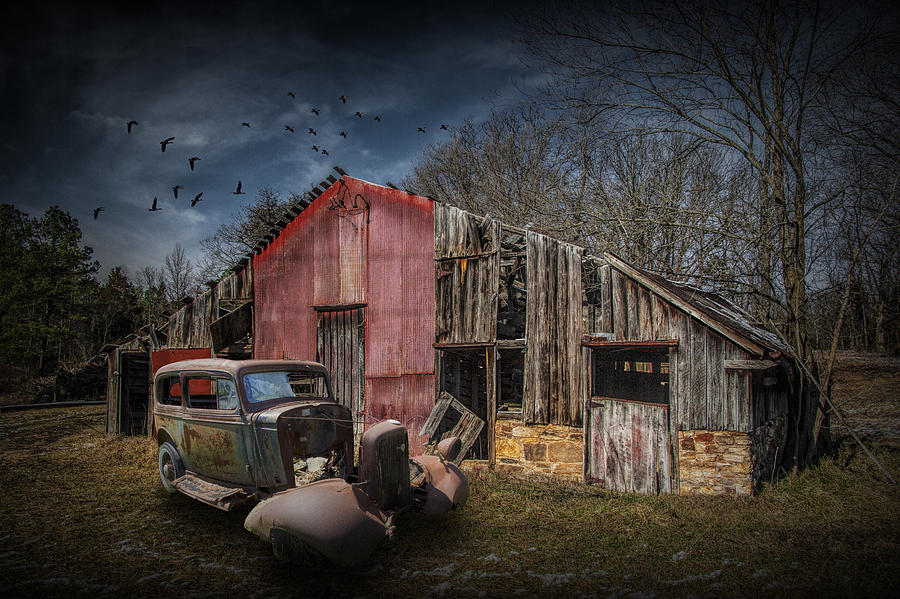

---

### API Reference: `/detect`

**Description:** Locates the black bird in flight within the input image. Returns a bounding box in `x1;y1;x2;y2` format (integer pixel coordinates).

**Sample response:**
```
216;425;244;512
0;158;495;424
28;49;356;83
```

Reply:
233;180;246;195
93;207;104;220
374;116;382;122
288;91;296;98
311;108;319;115
149;197;161;211
321;149;329;155
160;137;175;152
188;156;201;170
339;95;347;104
308;128;317;135
126;120;138;134
242;122;251;128
172;185;184;198
285;125;295;133
192;192;203;207
340;131;347;138
417;127;426;133
440;124;449;130
312;145;319;152
355;111;363;118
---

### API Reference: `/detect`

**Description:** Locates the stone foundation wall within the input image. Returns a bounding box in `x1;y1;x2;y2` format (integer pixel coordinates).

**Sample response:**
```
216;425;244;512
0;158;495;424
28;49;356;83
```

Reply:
493;419;583;480
678;430;752;495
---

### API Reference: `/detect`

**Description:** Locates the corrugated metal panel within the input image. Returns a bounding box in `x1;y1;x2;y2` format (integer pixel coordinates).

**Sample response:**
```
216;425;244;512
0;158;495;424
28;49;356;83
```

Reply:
364;374;434;456
366;183;435;377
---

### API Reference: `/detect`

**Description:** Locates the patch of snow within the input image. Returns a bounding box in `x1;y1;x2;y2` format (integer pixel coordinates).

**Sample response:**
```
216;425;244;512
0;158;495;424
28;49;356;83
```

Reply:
422;563;456;577
667;570;722;586
721;558;745;567
137;573;164;584
527;570;577;586
670;550;689;562
752;568;769;578
479;553;501;563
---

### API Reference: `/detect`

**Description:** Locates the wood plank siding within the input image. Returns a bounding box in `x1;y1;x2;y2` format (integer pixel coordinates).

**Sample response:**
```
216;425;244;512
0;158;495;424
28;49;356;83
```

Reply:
523;232;584;426
166;265;253;349
434;204;499;344
584;261;752;433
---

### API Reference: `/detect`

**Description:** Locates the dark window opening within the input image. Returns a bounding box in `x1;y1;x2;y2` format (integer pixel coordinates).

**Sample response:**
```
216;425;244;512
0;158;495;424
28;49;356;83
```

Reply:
438;348;489;459
498;229;527;340
497;348;524;418
592;347;670;405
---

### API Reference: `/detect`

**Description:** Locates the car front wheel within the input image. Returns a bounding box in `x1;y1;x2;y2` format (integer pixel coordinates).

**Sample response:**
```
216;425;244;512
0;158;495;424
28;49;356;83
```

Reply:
158;442;185;493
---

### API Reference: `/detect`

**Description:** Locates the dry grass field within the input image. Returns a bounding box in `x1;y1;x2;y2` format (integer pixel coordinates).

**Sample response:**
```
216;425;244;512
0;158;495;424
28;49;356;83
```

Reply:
1;352;897;598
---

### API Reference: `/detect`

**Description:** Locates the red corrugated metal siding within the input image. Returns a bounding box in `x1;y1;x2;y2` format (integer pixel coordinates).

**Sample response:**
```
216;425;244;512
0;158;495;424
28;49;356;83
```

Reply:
254;181;364;360
253;177;436;443
150;348;212;374
365;374;434;455
365;184;435;376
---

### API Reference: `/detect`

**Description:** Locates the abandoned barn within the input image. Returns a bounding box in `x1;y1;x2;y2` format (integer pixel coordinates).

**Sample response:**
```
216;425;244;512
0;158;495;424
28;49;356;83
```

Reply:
107;168;819;495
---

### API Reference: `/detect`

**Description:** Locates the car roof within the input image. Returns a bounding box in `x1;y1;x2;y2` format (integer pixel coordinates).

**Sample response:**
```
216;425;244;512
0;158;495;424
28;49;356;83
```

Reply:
155;358;325;379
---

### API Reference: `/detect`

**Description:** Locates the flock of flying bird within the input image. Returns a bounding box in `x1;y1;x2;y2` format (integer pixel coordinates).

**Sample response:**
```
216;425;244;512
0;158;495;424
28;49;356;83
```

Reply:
91;93;452;220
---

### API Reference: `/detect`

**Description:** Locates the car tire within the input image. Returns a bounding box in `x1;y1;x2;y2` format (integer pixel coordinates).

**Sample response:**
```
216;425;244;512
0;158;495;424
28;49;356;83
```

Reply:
158;442;185;494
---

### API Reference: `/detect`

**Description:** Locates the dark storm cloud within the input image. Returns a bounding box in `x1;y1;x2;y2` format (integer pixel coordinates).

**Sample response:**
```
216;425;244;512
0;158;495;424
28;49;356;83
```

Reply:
1;1;533;275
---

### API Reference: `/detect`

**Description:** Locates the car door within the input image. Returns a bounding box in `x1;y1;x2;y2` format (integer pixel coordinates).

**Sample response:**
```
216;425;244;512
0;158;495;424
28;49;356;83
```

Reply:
181;372;254;486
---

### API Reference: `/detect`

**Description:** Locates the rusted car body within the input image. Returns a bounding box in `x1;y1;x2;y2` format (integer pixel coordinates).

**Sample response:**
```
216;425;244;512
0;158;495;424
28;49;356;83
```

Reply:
153;358;467;564
154;359;352;509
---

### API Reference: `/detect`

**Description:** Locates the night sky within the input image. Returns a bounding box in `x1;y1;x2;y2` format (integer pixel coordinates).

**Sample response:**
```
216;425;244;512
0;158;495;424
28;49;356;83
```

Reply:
1;1;536;277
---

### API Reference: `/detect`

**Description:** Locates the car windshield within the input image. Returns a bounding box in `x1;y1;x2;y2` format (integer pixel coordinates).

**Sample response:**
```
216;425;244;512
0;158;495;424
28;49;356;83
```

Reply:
242;370;329;403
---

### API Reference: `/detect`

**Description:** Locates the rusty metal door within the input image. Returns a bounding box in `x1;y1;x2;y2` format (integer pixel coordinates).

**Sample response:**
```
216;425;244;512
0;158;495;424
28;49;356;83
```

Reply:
316;307;365;439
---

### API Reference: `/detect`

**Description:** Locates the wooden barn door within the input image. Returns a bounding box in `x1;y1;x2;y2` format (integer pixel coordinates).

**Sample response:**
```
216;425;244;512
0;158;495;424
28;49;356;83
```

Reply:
316;307;365;440
586;347;672;494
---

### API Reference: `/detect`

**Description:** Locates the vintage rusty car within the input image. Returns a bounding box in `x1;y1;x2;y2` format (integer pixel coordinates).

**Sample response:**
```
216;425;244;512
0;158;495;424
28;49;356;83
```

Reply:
153;358;468;565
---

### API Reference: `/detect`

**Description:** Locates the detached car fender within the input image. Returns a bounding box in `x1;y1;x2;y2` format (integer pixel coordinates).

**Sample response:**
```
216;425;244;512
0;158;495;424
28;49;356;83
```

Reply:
244;478;391;566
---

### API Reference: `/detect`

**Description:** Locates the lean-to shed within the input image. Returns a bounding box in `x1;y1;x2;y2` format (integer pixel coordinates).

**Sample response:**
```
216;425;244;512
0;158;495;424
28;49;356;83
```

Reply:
111;168;818;495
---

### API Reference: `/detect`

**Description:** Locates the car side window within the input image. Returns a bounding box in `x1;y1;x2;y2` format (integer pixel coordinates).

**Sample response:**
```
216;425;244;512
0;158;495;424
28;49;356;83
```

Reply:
157;375;182;406
216;378;239;410
186;375;238;411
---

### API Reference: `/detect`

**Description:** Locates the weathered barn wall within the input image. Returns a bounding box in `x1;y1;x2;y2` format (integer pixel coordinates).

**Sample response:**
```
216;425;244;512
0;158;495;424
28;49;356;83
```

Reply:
434;205;499;344
493;419;583;480
253;177;435;454
523;233;584;426
588;260;755;433
677;430;753;495
364;181;435;454
166;265;253;350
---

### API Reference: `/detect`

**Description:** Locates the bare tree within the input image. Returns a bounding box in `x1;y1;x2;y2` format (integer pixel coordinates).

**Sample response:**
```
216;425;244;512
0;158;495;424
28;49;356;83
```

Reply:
520;0;888;370
403;107;582;239
198;185;294;281
163;244;195;303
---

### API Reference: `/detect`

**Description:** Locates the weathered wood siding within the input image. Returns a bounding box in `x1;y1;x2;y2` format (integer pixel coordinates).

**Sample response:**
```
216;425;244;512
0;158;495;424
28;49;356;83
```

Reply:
316;307;366;439
523;233;584;426
590;263;752;432
166;265;253;349
434;204;499;344
587;398;672;494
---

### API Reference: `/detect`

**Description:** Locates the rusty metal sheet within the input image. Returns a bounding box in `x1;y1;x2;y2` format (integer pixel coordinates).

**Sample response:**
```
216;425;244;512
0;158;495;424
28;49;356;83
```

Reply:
150;348;212;375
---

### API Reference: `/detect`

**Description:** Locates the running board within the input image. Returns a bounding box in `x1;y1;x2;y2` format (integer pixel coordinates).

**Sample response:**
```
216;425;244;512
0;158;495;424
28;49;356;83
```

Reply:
173;472;254;511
